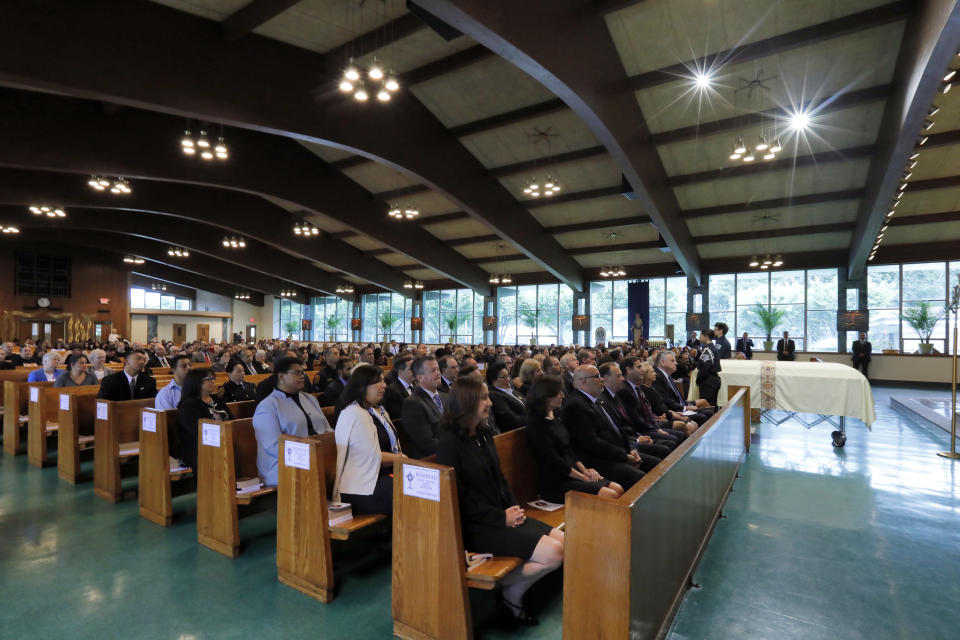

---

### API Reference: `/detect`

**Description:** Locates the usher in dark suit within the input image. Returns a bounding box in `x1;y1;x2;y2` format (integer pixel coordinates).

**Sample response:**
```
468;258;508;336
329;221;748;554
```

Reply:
776;338;796;361
399;387;449;458
852;338;872;379
735;337;753;359
561;389;645;490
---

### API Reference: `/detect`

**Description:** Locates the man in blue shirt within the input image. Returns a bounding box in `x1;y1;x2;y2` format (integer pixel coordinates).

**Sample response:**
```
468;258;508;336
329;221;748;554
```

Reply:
154;354;191;410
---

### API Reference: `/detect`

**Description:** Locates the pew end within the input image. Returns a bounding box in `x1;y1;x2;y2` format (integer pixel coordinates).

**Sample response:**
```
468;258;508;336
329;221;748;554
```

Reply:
139;408;194;527
93;398;155;503
57;391;99;484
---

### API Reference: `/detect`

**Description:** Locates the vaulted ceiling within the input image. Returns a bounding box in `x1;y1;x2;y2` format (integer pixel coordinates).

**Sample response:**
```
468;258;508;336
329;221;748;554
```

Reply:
0;0;957;302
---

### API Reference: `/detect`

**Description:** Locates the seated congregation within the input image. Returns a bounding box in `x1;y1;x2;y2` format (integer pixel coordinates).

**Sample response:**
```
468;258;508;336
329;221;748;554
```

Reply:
1;328;729;629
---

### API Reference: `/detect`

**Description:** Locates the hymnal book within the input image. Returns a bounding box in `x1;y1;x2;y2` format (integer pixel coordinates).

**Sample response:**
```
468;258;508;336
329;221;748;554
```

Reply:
328;501;353;526
466;552;492;570
527;499;564;512
236;477;263;493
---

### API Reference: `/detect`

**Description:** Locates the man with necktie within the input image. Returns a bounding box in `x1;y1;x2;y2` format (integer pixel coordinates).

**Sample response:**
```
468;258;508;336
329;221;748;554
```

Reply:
399;356;449;458
97;349;158;401
851;331;872;380
598;362;670;464
735;332;754;360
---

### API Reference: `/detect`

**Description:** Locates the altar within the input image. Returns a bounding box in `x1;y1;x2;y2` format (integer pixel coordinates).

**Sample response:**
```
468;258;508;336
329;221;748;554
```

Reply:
691;360;876;447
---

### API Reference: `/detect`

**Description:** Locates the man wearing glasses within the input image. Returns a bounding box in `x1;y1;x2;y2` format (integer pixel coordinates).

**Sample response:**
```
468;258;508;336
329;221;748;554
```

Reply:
253;356;331;486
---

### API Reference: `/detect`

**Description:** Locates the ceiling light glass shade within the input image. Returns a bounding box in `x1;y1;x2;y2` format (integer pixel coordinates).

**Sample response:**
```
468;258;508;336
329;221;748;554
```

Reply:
789;110;811;131
919;136;929;145
910;152;920;160
743;154;755;162
759;264;769;269
755;137;769;151
886;210;895;217
368;66;384;81
929;106;941;116
201;149;214;160
599;268;609;277
489;274;500;284
238;239;246;248
215;138;228;159
222;239;230;247
749;257;759;267
733;139;746;154
730;152;741;160
770;139;782;153
182;146;196;155
501;274;512;284
344;66;360;82
942;83;952;94
763;152;775;160
339;80;354;93
414;281;424;289
924;120;935;131
2;226;20;233
385;77;399;92
354;87;369;102
88;176;104;189
945;70;957;82
693;71;712;89
181;132;194;149
377;90;391;102
196;131;210;148
403;281;413;289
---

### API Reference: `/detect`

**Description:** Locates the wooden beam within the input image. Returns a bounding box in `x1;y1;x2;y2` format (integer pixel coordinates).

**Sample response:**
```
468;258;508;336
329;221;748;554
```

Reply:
649;85;891;146
419;211;472;225
488;146;607;178
446;233;501;247
886;210;960;226
628;2;913;92
328;156;369;171
692;222;856;244
400;44;492;86
682;189;864;219
904;174;960;193
523;185;623;209
324;13;426;67
447;98;567;138
221;0;303;42
668;145;876;187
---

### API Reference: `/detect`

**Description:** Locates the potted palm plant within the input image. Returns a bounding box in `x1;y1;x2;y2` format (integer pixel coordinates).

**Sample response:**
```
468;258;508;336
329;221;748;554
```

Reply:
748;303;786;351
379;312;396;340
284;320;299;340
326;315;342;340
444;315;458;343
901;300;945;355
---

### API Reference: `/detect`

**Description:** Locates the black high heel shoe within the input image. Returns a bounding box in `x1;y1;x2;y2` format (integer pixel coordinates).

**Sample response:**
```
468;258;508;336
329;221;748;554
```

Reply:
494;588;539;626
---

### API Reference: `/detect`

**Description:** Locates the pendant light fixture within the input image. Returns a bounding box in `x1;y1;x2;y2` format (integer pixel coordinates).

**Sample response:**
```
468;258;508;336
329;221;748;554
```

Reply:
1;225;20;234
29;205;66;218
521;126;562;198
336;283;355;295
222;236;246;249
166;247;189;258
235;291;251;300
337;1;400;104
181;120;228;160
123;256;144;264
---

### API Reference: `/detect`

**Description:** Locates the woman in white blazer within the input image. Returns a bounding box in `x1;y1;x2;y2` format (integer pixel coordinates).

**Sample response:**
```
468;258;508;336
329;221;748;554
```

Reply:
332;365;406;515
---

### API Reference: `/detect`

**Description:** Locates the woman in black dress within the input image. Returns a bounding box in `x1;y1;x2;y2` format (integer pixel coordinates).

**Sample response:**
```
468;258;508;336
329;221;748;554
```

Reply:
437;377;563;626
177;369;233;472
525;376;624;503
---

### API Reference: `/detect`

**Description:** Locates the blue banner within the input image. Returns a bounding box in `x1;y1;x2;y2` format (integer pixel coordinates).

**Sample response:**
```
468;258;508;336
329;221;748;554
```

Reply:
627;281;649;344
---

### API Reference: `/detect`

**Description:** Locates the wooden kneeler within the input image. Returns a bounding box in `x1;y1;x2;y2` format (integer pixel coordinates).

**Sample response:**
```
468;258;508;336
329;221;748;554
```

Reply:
391;458;523;640
276;433;387;602
58;391;99;483
139;408;193;527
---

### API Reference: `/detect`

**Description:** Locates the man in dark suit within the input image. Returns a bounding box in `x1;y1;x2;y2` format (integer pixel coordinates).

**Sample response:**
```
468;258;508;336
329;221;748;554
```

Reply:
735;332;754;360
598;362;671;461
487;360;526;432
686;332;700;349
239;348;265;376
146;343;170;370
851;331;872;379
437;355;458;394
400;356;448;458
221;362;256;403
320;358;350;407
713;322;732;359
619;357;687;443
383;355;415;420
776;331;796;361
653;351;712;419
560;352;578;396
561;365;647;490
97;349;157;401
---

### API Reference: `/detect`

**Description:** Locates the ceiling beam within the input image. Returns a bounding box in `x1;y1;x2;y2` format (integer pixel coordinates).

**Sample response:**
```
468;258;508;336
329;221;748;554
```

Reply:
447;98;567;138
323;13;427;70
847;0;960;278
399;44;491;86
649;85;892;146
903;174;960;193
413;0;702;283
487;146;607;178
0;203;341;297
628;2;913;92
130;274;196;300
0;1;583;293
221;0;303;42
691;222;855;244
0;166;405;294
668;145;876;187
523;185;623;209
545;215;651;234
886;210;960;227
681;189;864;219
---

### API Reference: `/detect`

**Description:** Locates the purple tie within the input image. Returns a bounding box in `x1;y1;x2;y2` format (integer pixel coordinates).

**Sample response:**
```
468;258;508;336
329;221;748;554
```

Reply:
433;394;443;414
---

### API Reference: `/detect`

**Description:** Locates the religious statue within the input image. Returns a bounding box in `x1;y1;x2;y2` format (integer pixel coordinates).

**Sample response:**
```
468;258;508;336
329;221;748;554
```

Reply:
632;313;644;346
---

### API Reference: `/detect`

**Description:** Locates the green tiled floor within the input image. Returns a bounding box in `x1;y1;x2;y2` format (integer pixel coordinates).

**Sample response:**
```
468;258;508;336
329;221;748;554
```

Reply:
2;385;958;639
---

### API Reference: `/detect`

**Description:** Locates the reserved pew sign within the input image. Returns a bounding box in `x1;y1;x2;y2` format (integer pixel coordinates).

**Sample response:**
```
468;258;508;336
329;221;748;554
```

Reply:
201;423;221;448
284;441;310;470
30;387;39;403
60;394;70;411
96;402;108;420
142;411;157;433
401;464;440;502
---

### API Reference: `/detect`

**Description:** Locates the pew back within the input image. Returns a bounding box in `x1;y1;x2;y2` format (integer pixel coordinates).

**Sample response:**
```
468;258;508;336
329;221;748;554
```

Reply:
226;400;255;419
138;408;191;526
26;382;64;467
57;390;100;483
93;398;156;502
3;377;34;455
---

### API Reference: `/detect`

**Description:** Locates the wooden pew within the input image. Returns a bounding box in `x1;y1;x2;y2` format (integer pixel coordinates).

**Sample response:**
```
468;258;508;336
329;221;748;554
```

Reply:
226;400;255;419
561;386;751;640
138;408;193;526
0;368;30;416
58;390;100;483
27;382;66;467
196;417;276;558
93;398;157;502
493;428;565;529
392;458;523;640
3;374;35;455
276;433;388;602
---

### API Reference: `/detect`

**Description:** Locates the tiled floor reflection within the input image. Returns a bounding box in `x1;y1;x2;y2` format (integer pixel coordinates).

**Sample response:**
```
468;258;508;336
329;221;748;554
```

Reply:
666;385;960;640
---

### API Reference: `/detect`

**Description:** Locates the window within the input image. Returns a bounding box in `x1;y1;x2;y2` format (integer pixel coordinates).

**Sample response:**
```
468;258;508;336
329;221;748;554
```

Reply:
496;284;573;345
866;261;956;353
590;278;685;343
361;293;413;342
279;298;308;339
423;289;482;343
311;296;352;341
129;287;193;311
15;253;71;298
867;264;899;351
805;269;838;352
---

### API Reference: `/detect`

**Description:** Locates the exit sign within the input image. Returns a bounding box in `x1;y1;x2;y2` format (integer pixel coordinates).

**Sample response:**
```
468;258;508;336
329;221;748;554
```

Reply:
249;318;256;323
98;298;110;305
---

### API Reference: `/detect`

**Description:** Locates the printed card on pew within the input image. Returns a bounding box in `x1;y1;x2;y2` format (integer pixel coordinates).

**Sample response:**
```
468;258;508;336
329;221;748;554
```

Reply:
527;499;564;512
201;423;220;448
327;501;353;526
30;387;39;403
96;402;108;421
60;394;70;411
401;464;440;502
142;411;157;433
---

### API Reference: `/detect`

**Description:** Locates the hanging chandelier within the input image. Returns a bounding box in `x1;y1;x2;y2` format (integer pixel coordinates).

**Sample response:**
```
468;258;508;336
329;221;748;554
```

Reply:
388;204;419;219
293;219;320;236
336;283;355;295
181;121;228;160
235;291;251;300
340;56;400;103
489;243;512;285
403;279;424;290
123;256;144;264
279;288;297;298
29;205;66;218
748;254;783;270
166;247;189;258
521;127;562;198
150;282;167;292
2;225;20;234
88;175;132;194
599;266;626;278
222;236;246;249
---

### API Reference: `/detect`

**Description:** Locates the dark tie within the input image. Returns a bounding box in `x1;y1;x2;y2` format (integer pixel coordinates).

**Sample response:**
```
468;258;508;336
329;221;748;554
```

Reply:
666;375;684;404
129;375;136;399
511;390;525;406
247;363;256;375
432;393;443;414
595;399;620;433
